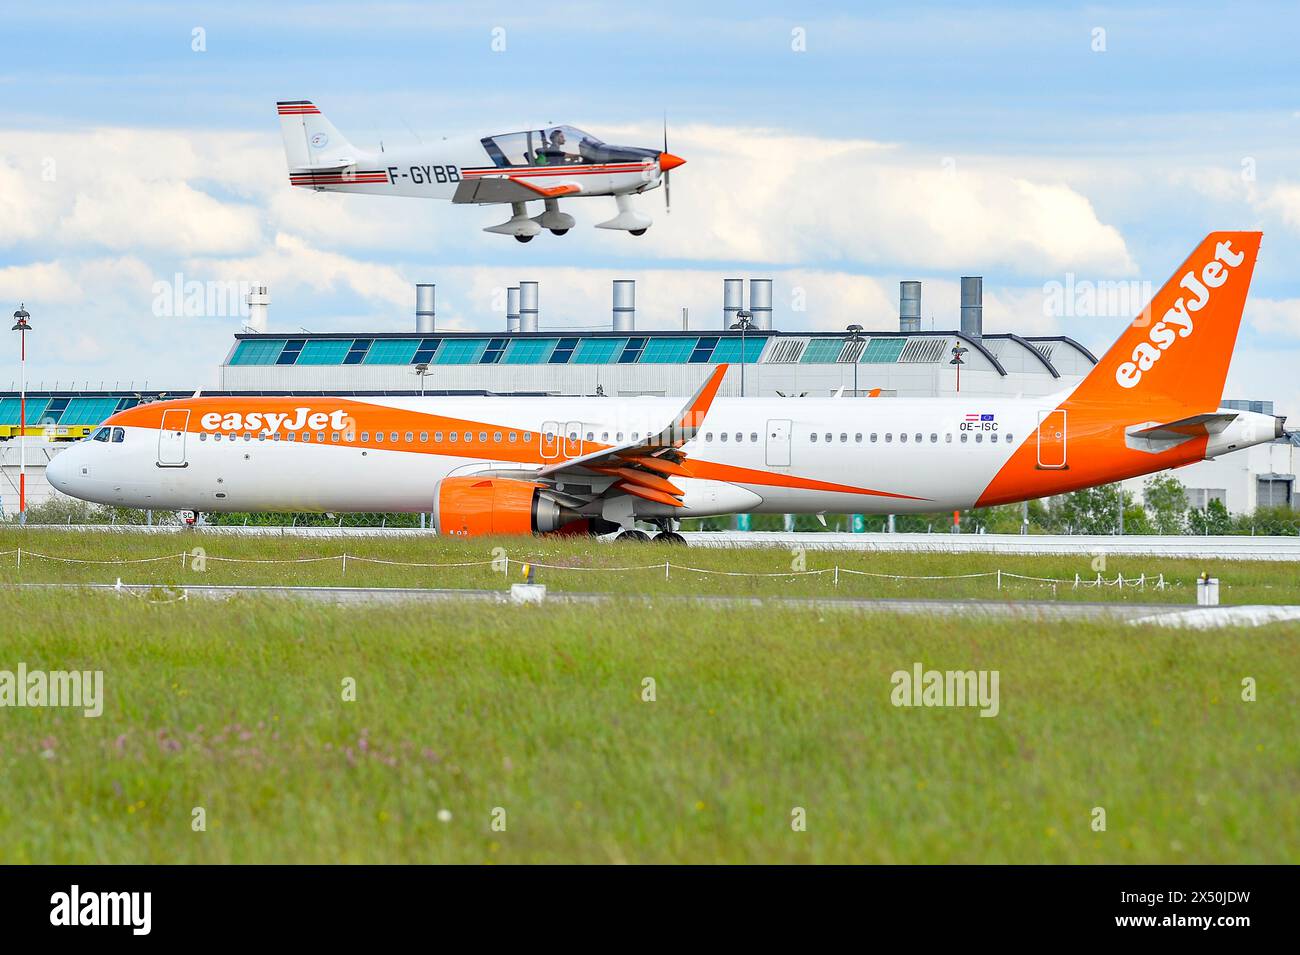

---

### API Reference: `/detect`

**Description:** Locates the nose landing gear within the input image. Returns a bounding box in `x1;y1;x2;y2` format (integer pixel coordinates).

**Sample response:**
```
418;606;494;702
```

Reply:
595;194;652;235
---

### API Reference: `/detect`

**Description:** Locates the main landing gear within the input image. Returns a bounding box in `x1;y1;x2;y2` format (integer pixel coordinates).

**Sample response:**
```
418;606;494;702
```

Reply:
533;198;575;237
485;195;651;240
614;521;685;544
485;201;542;242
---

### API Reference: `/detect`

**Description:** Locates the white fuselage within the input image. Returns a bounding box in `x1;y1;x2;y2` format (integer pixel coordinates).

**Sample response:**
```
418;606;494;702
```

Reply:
289;137;661;202
49;394;1069;516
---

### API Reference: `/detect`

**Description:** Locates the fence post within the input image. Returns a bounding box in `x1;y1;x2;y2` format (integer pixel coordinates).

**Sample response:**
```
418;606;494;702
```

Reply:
996;569;1001;591
16;547;20;572
665;561;670;581
342;553;347;577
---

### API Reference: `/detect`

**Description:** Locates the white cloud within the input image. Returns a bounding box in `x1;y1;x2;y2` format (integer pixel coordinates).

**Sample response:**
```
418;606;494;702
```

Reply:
582;124;1136;276
1259;184;1300;233
2;122;1140;275
1247;296;1300;338
185;232;413;312
1;128;265;255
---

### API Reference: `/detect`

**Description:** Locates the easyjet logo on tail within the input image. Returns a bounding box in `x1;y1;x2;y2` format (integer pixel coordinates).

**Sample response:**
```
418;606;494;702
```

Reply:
1115;239;1246;389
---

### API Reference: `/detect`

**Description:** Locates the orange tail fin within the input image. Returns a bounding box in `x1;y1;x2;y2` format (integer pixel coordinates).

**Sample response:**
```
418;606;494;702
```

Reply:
1070;231;1261;415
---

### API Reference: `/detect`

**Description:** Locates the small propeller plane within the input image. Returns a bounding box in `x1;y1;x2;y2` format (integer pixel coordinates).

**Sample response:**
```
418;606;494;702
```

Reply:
277;100;685;242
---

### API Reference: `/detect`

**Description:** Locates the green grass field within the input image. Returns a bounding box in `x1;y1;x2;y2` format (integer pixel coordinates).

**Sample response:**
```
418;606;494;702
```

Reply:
0;584;1295;863
2;527;1300;604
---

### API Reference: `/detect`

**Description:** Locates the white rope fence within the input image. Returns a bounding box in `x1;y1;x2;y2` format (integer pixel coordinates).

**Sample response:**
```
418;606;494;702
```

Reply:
0;546;1172;591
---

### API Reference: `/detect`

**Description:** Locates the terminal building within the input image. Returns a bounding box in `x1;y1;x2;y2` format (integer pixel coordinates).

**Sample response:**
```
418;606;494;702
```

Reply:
2;277;1294;517
217;278;1095;399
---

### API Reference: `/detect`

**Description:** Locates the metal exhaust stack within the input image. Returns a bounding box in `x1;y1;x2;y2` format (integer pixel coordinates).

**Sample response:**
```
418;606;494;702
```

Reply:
748;278;773;330
415;284;435;333
899;281;921;333
518;281;539;332
506;287;521;333
245;285;269;334
612;280;635;331
960;276;983;341
723;278;743;329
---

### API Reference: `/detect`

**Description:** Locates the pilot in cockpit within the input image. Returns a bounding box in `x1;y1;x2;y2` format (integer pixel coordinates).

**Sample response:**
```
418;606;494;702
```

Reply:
536;127;569;165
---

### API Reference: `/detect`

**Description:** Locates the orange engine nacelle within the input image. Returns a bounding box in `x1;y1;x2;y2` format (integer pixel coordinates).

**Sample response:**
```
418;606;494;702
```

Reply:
432;477;583;537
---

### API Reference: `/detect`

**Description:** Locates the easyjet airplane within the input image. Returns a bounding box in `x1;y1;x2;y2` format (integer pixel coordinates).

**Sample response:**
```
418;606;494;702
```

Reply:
47;233;1286;542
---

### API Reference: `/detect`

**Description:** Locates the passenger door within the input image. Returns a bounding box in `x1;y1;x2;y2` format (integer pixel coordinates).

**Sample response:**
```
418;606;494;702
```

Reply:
157;410;190;467
765;418;792;467
1036;409;1067;470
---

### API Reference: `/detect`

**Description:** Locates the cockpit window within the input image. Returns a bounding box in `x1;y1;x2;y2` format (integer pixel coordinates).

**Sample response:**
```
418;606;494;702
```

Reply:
111;427;125;443
92;427;110;442
482;126;602;167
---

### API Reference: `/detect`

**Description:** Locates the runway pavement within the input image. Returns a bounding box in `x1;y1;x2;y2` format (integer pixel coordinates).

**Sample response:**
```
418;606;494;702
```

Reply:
14;525;1300;560
8;580;1262;625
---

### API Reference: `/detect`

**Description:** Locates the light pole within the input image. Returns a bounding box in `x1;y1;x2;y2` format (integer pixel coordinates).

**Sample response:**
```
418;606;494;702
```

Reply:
949;342;968;394
413;362;431;397
11;304;31;524
846;323;864;396
729;309;753;396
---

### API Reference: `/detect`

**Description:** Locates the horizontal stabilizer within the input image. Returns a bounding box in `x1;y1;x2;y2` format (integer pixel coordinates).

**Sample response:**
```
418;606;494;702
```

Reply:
288;160;356;173
1128;412;1238;441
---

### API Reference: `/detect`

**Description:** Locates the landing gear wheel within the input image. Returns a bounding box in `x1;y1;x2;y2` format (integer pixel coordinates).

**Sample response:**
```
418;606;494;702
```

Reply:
515;234;534;243
654;532;686;545
618;529;651;543
629;228;647;236
549;228;569;236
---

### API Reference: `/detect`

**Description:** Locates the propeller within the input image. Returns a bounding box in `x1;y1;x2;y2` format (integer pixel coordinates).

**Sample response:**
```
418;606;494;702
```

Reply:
663;114;671;212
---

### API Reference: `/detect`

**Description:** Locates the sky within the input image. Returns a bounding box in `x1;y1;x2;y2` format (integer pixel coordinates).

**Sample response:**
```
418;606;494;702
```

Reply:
1;1;1299;417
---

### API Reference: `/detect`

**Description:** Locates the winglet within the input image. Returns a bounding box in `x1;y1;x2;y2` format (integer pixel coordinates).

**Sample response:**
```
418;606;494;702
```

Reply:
670;364;728;440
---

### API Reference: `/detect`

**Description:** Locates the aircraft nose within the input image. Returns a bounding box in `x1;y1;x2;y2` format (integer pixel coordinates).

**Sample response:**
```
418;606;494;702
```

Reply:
658;152;686;172
46;448;72;492
46;446;80;493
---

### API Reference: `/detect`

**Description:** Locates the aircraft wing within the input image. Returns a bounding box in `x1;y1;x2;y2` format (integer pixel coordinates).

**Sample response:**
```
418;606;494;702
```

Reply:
529;365;729;509
452;175;583;205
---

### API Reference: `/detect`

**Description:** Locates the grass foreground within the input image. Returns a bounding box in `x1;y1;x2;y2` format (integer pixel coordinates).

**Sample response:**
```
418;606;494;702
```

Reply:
0;589;1295;863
